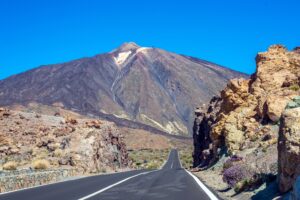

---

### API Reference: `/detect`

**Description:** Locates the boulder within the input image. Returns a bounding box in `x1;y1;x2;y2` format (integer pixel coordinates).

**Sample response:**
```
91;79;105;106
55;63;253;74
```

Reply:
192;96;222;168
278;101;300;193
266;96;290;122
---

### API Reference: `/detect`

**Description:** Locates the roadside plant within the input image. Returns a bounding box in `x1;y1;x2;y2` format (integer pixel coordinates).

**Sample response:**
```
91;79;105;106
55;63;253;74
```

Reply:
222;164;254;188
223;165;244;187
289;84;300;91
2;161;18;170
146;161;160;169
223;155;243;171
32;159;50;170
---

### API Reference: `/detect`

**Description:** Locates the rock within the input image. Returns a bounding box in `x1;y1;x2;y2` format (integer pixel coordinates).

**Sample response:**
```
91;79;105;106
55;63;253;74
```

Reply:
47;143;60;151
293;96;300;104
85;120;102;129
0;108;129;173
266;96;289;122
287;101;298;109
193;45;300;183
193;96;222;168
58;157;70;165
294;47;300;54
0;109;11;118
65;117;78;125
278;106;300;193
286;96;300;109
249;118;256;123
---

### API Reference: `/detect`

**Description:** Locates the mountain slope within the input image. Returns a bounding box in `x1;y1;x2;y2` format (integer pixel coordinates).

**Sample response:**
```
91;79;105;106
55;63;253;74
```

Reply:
0;42;247;135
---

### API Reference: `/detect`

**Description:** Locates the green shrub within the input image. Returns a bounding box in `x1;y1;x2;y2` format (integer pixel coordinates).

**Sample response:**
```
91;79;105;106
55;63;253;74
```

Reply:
289;84;300;91
146;161;160;169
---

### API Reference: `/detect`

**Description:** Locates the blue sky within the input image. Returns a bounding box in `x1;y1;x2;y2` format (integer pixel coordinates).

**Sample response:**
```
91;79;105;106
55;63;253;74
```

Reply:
0;0;299;80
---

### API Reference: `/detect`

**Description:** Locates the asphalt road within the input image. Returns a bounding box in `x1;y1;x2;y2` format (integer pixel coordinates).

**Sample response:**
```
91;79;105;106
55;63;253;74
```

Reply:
0;150;218;200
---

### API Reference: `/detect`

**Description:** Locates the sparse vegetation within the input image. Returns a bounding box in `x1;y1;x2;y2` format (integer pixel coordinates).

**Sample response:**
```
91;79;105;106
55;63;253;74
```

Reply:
3;161;18;170
289;84;300;91
178;147;193;169
223;155;243;171
129;149;170;169
222;164;253;188
53;149;63;157
32;159;50;170
146;161;161;169
221;156;268;193
0;135;9;146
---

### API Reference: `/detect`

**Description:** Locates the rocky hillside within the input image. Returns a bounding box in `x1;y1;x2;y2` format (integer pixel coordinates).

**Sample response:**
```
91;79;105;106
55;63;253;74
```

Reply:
0;107;129;173
192;45;300;198
0;42;246;135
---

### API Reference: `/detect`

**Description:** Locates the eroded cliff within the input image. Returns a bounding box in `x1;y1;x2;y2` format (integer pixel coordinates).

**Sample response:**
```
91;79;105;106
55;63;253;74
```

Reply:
193;45;300;195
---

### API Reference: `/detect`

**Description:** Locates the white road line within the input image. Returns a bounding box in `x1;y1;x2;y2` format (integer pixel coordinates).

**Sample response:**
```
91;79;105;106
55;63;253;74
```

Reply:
0;175;83;196
1;150;174;198
177;150;218;200
78;170;159;200
0;169;135;196
171;162;174;169
78;150;174;199
184;169;219;200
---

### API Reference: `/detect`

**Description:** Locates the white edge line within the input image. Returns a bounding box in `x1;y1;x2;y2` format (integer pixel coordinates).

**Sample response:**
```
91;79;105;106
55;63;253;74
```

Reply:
0;169;135;196
79;149;173;200
78;170;159;200
1;150;173;198
184;169;219;200
0;175;83;196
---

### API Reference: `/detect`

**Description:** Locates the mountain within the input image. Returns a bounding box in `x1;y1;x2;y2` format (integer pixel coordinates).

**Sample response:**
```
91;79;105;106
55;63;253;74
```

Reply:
0;42;247;135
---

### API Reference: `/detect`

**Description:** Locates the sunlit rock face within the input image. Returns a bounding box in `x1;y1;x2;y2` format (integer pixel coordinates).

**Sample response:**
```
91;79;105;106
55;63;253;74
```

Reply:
278;98;300;193
193;45;300;172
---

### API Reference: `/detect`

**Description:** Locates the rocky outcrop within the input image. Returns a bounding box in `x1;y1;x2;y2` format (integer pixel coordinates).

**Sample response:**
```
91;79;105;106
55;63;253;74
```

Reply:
0;108;129;173
193;45;300;186
278;97;300;193
193;96;222;168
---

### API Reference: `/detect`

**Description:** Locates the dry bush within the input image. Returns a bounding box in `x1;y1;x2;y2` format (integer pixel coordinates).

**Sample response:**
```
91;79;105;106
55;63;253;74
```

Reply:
32;159;50;170
289;84;300;91
146;161;160;169
53;149;63;157
0;134;9;146
3;161;18;170
65;117;78;125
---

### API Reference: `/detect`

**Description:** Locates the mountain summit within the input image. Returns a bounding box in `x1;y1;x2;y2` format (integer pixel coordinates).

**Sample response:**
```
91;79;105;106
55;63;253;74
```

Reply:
115;42;141;52
0;42;247;135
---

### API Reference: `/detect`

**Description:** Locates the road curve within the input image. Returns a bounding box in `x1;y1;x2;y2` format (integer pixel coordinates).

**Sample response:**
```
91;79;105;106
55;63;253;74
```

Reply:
0;149;217;200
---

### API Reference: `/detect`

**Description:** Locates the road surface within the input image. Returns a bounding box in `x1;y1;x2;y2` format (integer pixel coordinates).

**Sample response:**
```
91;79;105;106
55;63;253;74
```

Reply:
0;150;218;200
